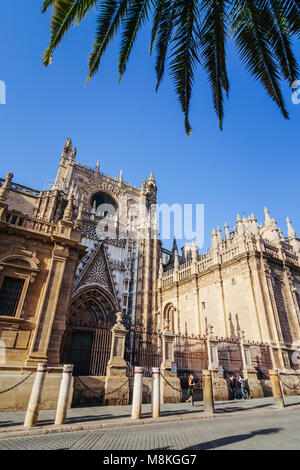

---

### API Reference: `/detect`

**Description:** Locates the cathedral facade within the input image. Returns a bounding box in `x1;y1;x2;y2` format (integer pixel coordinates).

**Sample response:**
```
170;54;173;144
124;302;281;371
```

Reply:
0;139;299;410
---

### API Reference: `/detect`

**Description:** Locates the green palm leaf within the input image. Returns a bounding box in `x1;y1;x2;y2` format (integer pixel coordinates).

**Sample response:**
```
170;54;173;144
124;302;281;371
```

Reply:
266;0;299;82
231;0;289;119
200;0;229;130
42;0;300;134
87;0;129;84
153;0;178;91
43;0;98;66
118;0;151;81
170;0;200;135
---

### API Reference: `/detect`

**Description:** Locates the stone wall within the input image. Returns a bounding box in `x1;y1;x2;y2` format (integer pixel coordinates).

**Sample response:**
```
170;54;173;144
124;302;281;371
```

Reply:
0;366;71;412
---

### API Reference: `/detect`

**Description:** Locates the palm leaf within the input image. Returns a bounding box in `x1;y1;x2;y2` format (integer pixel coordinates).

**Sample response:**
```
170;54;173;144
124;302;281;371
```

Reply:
118;0;151;81
87;0;129;84
43;0;98;66
170;0;200;135
42;0;55;13
200;0;229;130
154;0;178;91
230;0;289;119
266;0;299;82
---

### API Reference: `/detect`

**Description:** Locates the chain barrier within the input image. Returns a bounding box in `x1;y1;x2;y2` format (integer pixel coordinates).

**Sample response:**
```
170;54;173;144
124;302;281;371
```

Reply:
76;376;129;400
0;370;35;394
160;372;183;394
278;375;300;391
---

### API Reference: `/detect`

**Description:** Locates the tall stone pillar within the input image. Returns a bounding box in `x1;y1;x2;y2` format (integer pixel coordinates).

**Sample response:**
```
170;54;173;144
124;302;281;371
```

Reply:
160;320;181;404
24;363;47;428
105;312;129;405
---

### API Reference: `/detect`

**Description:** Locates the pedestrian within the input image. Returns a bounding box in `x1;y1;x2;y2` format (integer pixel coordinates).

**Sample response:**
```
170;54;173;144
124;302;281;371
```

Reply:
187;373;196;406
229;374;238;400
237;375;247;399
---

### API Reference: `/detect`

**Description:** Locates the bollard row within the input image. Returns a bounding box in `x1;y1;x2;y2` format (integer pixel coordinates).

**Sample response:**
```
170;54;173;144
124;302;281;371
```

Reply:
24;363;73;428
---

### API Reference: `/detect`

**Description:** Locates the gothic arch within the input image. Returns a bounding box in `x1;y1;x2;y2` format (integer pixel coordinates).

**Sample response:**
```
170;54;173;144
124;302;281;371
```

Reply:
163;302;176;332
69;285;117;325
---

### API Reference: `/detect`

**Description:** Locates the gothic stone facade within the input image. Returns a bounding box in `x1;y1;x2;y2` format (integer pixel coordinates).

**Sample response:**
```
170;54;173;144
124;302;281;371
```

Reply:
0;138;299;410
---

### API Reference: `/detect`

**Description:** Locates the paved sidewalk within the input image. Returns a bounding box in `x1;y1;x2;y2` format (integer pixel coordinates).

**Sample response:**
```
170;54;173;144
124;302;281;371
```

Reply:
0;396;299;440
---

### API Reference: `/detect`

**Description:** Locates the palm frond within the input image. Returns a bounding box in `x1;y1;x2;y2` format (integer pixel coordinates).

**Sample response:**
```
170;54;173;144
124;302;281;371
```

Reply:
87;0;129;84
200;0;229;130
280;0;300;36
118;0;151;81
170;0;200;135
43;0;98;66
42;0;55;13
266;0;299;82
154;0;178;91
230;0;289;119
150;0;168;55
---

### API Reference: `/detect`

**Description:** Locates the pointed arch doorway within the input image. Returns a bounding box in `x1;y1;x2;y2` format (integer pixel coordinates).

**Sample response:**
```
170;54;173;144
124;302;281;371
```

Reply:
61;286;118;376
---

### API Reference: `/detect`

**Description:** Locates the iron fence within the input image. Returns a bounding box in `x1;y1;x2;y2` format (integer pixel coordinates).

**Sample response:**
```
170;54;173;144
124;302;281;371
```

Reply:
61;320;112;376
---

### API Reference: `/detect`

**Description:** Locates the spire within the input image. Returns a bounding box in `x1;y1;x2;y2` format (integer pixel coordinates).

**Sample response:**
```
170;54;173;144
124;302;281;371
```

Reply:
148;172;155;184
211;228;218;250
286;217;296;238
236;214;244;236
0;172;13;201
224;222;230;241
250;213;259;235
75;205;83;228
61;138;72;161
95;160;100;172
174;249;179;271
264;206;272;226
172;237;178;254
119;169;123;182
70;147;77;162
217;226;223;244
159;256;163;278
63;193;73;221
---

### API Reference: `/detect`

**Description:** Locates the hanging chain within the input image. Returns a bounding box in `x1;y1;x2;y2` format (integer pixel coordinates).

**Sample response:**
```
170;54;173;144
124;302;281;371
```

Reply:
0;370;35;394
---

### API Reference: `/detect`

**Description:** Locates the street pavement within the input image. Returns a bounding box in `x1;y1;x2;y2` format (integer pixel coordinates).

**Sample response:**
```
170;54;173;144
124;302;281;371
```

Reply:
0;396;299;450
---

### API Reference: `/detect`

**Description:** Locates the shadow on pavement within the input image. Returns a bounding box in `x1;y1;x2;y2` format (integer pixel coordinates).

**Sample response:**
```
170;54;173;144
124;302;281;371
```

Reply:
183;427;281;450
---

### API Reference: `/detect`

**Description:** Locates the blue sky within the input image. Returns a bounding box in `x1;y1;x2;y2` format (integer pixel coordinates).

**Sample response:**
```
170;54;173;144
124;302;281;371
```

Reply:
0;1;299;252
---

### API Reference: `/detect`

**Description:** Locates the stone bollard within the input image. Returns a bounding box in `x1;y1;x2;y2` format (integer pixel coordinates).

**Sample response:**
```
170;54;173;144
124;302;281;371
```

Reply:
203;369;214;414
54;364;74;425
269;369;285;409
152;367;160;418
132;367;143;419
24;363;47;428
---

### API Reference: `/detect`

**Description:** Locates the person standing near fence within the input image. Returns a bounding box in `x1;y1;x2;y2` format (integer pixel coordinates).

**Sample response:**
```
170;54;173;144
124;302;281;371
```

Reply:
229;374;238;400
237;375;247;399
187;373;196;406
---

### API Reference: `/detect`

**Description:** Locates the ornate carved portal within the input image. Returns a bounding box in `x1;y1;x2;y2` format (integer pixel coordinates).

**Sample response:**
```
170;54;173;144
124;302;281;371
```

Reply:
61;286;117;376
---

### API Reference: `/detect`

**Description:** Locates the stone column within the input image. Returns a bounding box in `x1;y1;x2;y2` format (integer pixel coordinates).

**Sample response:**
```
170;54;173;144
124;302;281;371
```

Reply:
24;363;47;428
105;312;129;405
202;369;214;414
132;367;143;419
54;364;73;425
152;367;160;418
160;321;181;404
269;369;285;408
